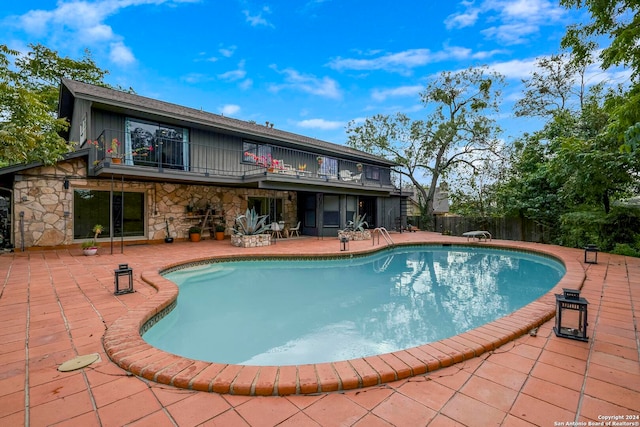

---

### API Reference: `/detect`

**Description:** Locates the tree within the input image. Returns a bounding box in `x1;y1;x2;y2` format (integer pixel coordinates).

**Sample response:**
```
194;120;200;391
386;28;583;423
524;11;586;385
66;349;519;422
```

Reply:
0;43;112;166
347;66;505;228
514;53;591;117
560;0;640;78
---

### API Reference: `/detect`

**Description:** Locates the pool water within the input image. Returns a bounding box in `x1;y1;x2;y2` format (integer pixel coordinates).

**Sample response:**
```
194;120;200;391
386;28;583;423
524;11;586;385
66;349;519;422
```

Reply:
145;246;565;365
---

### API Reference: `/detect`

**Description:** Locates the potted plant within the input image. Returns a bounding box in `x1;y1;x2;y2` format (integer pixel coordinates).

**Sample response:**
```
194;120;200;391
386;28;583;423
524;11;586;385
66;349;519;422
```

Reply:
356;163;363;172
214;223;226;240
317;156;324;165
188;226;202;242
82;224;103;255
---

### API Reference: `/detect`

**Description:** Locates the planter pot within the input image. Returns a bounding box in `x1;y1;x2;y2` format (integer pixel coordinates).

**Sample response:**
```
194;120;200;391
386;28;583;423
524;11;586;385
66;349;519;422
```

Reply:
110;157;122;164
83;247;98;256
215;231;225;240
231;234;271;248
189;233;201;242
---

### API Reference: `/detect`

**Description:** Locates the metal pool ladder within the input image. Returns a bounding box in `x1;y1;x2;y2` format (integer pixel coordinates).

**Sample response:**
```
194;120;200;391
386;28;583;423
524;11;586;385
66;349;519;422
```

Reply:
372;227;394;246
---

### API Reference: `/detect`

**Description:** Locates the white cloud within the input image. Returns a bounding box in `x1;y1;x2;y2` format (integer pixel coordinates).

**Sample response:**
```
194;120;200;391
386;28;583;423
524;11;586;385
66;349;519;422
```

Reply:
220;104;241;116
109;41;135;65
329;46;503;74
371;85;423;102
218;60;247;81
446;0;567;45
9;0;197;65
243;6;274;28
219;45;237;58
269;67;342;99
297;119;344;130
487;57;539;80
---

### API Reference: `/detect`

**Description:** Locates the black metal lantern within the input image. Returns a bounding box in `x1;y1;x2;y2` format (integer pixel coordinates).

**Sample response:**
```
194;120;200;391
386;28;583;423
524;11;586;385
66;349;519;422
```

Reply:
584;244;599;264
554;288;589;341
340;236;349;251
114;264;134;295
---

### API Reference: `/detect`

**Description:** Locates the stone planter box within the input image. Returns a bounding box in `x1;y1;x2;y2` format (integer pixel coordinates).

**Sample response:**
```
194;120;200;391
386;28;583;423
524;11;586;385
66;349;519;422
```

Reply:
231;234;272;247
338;230;371;241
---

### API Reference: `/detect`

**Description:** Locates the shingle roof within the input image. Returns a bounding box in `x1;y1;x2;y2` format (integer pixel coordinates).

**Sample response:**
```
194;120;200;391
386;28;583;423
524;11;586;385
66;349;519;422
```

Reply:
60;79;396;166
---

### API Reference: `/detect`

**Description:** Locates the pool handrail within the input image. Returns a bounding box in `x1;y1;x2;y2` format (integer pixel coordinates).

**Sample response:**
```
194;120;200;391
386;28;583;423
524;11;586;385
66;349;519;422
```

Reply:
372;227;394;246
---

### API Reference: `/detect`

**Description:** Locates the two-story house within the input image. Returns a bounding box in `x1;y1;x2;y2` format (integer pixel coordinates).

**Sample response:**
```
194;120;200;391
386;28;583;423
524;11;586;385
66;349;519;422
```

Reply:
0;79;405;250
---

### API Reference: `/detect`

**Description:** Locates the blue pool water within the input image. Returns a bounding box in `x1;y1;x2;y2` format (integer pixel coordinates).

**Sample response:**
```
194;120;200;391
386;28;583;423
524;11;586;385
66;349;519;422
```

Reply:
144;246;565;365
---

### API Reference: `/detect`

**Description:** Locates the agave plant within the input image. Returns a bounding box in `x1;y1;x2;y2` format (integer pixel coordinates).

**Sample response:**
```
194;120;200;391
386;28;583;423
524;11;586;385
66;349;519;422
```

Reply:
234;208;271;235
345;213;368;231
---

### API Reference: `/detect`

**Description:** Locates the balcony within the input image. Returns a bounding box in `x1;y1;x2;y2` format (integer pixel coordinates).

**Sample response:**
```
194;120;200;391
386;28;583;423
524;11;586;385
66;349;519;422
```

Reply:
86;129;398;193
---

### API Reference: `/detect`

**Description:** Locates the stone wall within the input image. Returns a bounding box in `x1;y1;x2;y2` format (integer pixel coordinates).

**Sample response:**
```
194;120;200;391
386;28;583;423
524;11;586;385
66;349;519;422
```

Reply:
12;158;298;249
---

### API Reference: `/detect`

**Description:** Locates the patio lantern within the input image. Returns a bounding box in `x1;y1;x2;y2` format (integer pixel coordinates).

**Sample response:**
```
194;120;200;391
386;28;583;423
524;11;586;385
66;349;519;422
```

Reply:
340;236;349;251
554;288;589;342
114;264;134;295
584;244;599;264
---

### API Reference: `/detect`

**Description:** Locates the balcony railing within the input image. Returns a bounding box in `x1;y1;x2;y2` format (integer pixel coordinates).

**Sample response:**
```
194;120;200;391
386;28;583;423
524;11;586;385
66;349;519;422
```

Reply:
87;129;397;190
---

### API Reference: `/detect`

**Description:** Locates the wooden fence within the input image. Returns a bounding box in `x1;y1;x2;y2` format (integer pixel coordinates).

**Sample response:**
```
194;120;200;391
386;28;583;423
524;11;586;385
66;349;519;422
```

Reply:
433;216;551;243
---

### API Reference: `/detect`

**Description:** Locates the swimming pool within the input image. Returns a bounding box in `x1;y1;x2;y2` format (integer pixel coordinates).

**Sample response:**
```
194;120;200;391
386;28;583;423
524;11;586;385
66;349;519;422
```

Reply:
144;245;565;365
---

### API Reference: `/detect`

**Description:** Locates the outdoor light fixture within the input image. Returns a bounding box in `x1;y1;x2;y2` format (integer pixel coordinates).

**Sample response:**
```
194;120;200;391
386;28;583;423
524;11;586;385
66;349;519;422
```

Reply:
584;244;599;264
340;236;349;251
554;288;589;342
114;264;134;295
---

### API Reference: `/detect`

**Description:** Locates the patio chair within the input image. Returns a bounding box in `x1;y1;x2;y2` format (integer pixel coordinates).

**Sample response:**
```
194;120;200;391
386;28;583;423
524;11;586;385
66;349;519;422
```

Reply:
339;170;361;182
271;222;283;239
289;221;301;237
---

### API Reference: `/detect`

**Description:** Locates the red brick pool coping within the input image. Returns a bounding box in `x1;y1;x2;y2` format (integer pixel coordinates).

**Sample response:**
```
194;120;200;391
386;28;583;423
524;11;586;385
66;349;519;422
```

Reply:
102;242;585;396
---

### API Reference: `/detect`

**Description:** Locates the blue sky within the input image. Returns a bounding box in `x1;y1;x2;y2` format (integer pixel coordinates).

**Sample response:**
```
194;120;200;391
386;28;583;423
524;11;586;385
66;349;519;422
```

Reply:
0;0;629;146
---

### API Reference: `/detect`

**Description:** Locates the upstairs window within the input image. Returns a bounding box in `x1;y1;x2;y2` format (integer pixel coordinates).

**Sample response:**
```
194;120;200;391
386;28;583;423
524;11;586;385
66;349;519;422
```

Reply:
243;141;272;166
365;166;380;181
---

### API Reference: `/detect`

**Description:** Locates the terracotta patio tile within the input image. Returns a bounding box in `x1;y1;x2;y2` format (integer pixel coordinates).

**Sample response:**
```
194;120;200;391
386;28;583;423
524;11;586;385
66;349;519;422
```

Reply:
460;375;519;412
165;391;231;425
441;392;506;426
474;359;529;391
28;371;88;407
97;389;162;426
485;348;537;375
529;361;586;391
199;409;250;427
49;410;101;427
124;409;176;427
91;374;150;408
537;348;587;375
150;385;194;407
589;351;640;374
371;392;436;426
396;377;456;411
352;413;393;427
510;393;575;426
0;390;24;419
521;376;581;412
305;393;369;427
579;394;640;422
344;385;394;410
584;377;640;411
30;390;95;426
277;410;323;427
234;395;299;426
